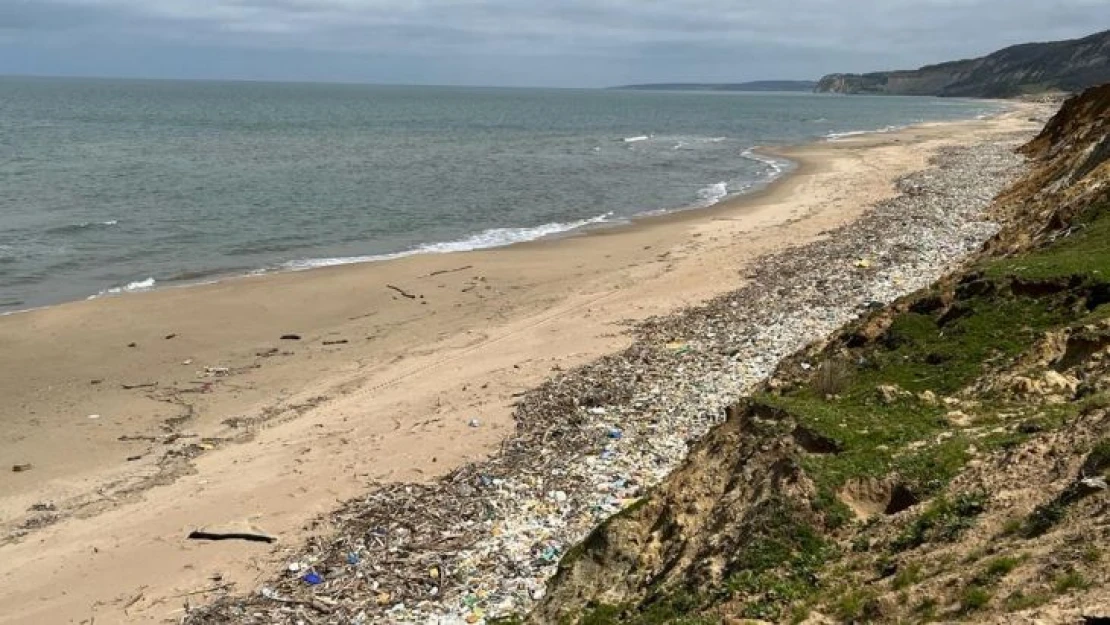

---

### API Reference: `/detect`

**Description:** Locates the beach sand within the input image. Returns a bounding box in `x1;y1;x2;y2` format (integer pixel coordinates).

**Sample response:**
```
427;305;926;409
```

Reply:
0;106;1041;623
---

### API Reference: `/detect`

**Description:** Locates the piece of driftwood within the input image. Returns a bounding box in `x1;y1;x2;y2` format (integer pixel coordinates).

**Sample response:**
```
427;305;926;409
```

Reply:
188;529;277;544
386;284;417;299
426;265;473;277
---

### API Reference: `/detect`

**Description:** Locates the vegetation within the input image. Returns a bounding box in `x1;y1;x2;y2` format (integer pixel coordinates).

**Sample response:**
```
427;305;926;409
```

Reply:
960;585;993;613
1054;570;1090;594
890;492;988;552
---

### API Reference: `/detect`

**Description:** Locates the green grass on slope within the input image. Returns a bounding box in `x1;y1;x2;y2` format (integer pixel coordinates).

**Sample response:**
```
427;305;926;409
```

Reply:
762;199;1110;530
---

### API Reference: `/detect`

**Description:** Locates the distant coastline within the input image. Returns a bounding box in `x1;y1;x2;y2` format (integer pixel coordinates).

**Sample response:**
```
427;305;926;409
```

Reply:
611;80;817;92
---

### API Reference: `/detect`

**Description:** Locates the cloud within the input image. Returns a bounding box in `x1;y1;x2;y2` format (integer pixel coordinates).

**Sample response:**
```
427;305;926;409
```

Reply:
1;0;1107;85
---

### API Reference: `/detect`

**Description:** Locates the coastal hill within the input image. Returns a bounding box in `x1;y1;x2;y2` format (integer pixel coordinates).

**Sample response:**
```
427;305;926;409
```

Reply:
536;84;1110;622
613;80;817;92
816;29;1110;97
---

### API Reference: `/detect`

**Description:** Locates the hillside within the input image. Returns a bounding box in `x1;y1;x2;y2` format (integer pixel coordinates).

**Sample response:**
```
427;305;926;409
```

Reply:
816;30;1110;98
614;81;817;92
535;85;1110;623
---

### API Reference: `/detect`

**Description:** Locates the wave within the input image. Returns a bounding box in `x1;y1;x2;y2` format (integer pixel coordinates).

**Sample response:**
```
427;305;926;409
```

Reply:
740;148;789;177
282;213;616;271
90;277;156;299
622;135;650;143
46;220;120;235
695;182;729;207
673;136;729;150
824;125;904;141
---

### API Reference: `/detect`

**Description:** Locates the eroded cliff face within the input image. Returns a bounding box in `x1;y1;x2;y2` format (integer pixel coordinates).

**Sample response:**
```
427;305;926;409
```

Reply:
536;84;1110;624
816;30;1110;97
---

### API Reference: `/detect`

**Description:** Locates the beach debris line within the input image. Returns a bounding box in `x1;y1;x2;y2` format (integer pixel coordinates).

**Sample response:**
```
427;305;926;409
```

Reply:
11;463;32;473
280;334;301;341
322;339;349;346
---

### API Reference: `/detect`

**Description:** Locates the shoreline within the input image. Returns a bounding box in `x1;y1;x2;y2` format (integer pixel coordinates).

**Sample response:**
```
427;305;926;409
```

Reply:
0;103;1043;624
3;148;798;316
1;102;1008;316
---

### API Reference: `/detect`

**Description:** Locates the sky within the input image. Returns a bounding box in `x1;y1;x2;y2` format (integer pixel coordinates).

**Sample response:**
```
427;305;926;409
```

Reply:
0;0;1107;87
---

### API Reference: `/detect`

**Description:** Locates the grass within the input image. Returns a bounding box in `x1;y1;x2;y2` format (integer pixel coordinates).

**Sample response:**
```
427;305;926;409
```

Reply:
722;501;834;621
892;562;923;590
1000;517;1024;537
1082;438;1110;476
759;201;1110;536
759;270;1089;520
890;491;988;552
983;199;1110;283
973;556;1023;586
1053;570;1090;594
1004;589;1050;612
960;585;993;613
831;588;879;622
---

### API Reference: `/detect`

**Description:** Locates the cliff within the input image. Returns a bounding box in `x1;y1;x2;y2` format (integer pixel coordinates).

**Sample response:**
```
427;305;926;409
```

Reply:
816;30;1110;97
536;84;1110;623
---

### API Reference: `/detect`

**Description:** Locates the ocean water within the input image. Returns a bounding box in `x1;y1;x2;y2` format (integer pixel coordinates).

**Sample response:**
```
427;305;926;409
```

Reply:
0;78;1002;310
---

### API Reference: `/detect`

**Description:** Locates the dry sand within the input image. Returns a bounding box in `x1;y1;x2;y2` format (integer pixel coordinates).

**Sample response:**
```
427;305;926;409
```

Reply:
0;106;1041;624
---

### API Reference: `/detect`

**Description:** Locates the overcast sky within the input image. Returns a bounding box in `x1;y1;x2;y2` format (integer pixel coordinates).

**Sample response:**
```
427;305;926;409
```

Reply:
0;1;1106;87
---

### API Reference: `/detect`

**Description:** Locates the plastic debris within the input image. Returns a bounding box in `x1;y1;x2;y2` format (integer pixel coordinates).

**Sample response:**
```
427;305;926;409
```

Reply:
302;572;323;585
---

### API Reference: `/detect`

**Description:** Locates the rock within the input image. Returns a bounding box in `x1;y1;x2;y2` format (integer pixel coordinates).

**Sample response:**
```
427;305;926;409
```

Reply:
1043;370;1079;394
876;384;905;404
1011;376;1043;395
1079;476;1109;493
945;411;973;427
918;390;939;405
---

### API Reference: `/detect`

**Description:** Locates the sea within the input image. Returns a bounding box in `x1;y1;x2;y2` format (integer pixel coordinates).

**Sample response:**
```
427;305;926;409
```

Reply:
0;77;1004;310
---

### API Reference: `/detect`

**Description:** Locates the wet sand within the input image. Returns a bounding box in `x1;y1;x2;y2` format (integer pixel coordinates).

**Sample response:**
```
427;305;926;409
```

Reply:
0;106;1040;623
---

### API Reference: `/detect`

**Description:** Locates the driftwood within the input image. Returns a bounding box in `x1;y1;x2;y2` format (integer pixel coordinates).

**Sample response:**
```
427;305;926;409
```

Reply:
187;529;277;544
426;265;473;277
386;284;418;299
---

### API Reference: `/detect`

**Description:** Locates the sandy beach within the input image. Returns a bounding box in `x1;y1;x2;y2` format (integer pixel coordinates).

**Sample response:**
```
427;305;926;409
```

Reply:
0;105;1044;624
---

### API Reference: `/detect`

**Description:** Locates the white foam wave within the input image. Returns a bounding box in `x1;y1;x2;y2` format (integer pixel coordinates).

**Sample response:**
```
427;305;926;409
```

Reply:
89;277;156;299
673;136;728;150
740;148;789;177
622;135;650;143
695;182;729;207
282;214;615;271
824;125;904;141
